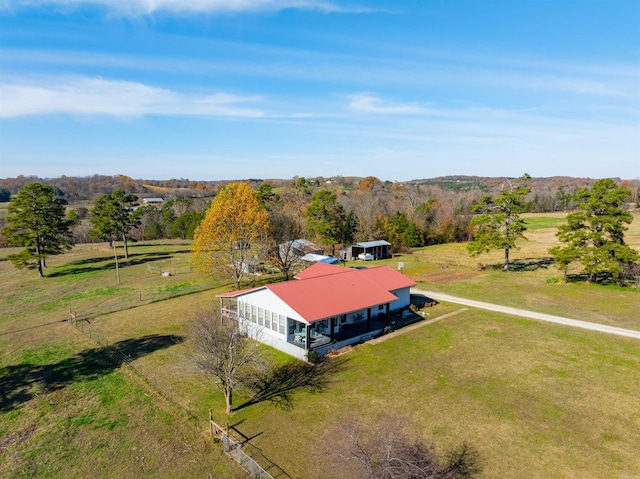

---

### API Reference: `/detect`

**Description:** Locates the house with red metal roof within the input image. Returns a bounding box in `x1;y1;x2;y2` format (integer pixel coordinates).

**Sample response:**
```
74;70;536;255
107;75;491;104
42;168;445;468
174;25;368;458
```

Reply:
217;263;415;360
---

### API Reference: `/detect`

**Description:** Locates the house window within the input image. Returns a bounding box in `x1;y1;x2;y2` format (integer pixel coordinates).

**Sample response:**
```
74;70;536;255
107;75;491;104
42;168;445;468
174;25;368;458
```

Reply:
251;305;257;323
258;307;264;326
271;313;278;332
264;311;271;329
279;315;286;334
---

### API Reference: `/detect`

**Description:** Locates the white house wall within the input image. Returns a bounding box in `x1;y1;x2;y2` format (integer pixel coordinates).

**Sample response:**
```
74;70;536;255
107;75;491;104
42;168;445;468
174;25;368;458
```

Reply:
241;288;307;323
390;287;411;310
238;318;307;361
234;288;310;360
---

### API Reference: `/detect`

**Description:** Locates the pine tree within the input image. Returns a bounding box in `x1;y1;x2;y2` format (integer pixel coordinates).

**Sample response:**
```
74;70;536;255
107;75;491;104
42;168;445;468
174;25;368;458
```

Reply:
2;183;73;277
467;175;531;271
89;189;139;258
550;178;638;284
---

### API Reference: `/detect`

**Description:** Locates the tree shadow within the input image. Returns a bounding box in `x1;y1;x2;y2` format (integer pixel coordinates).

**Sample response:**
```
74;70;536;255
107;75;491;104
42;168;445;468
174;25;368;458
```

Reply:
48;251;175;277
483;257;554;272
0;334;183;412
236;357;348;411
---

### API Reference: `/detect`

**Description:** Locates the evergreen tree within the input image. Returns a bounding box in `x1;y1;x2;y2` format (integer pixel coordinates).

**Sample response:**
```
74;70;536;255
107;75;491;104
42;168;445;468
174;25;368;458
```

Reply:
89;189;139;258
2;183;73;277
467;174;531;271
305;189;346;256
550;178;638;284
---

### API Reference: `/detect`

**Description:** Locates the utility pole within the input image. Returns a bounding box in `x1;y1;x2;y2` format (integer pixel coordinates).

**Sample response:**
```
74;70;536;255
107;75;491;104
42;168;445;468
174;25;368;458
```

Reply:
113;238;120;285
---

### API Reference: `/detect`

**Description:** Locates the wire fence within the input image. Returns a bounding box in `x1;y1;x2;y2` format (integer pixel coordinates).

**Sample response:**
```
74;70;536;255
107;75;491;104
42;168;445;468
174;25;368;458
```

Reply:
211;416;276;479
68;282;220;323
147;257;193;276
67;312;289;479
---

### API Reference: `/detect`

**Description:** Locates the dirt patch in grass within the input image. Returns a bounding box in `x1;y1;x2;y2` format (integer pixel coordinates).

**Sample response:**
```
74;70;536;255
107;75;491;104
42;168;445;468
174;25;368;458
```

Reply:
0;426;36;454
413;269;483;284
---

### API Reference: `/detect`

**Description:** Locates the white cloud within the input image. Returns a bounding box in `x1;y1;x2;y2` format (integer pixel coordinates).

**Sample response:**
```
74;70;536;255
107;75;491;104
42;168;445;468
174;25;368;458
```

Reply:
347;93;428;115
0;0;369;15
0;76;266;118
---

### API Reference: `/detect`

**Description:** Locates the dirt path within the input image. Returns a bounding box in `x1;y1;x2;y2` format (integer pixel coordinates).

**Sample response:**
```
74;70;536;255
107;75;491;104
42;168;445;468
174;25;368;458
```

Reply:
412;289;640;340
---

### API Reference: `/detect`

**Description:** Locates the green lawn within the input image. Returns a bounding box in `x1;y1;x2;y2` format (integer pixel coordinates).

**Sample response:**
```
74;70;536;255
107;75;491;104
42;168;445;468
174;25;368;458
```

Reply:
0;242;243;479
230;309;640;479
1;214;639;478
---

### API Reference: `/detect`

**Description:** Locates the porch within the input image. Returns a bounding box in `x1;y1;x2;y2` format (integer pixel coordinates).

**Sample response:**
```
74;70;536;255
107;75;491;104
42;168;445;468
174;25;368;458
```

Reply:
288;312;389;352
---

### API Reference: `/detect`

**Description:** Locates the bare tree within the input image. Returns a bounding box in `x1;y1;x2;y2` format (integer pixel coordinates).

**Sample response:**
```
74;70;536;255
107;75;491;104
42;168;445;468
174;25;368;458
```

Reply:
266;210;303;280
187;308;266;414
320;415;481;479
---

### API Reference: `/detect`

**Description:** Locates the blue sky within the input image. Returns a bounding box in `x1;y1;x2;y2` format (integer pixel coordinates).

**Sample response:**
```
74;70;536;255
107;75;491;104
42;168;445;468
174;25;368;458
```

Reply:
1;0;639;181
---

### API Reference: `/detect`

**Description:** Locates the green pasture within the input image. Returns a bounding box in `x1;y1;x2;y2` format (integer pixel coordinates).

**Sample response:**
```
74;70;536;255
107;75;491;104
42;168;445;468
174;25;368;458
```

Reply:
0;241;243;478
380;212;640;330
1;213;639;478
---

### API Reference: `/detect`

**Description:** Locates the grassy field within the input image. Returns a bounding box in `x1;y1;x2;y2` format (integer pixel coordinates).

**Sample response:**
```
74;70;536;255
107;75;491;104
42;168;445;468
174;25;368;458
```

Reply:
390;212;640;330
1;213;639;478
0;242;244;478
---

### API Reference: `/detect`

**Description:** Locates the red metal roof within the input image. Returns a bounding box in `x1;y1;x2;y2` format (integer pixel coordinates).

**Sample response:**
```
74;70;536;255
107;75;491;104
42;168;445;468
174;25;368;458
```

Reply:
358;265;416;291
217;286;262;298
267;270;398;322
293;262;351;280
217;263;415;323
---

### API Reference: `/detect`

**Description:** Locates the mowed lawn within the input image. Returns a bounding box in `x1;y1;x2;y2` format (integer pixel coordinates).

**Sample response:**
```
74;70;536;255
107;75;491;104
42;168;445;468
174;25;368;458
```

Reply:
394;212;640;330
0;242;244;479
57;293;640;479
233;309;640;479
1;212;639;478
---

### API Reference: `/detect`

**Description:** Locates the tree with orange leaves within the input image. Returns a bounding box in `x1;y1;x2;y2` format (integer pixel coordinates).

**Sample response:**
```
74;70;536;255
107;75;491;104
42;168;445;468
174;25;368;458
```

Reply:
192;182;269;289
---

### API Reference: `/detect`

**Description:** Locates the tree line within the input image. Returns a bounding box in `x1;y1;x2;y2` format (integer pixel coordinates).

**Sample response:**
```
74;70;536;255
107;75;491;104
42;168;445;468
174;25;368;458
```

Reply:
2;177;638;286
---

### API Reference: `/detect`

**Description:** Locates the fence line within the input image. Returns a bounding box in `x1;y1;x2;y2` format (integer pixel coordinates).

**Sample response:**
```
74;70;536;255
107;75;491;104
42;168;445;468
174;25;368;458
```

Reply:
68;282;221;323
66;311;290;479
210;415;276;479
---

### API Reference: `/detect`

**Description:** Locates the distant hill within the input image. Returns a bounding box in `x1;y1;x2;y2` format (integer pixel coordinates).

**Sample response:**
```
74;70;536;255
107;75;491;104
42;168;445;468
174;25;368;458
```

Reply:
0;174;637;203
0;175;219;201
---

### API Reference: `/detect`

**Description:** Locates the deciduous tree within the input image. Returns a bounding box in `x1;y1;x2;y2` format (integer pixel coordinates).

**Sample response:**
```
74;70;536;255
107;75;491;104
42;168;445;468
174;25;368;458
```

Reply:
2;183;73;277
266;210;303;281
549;178;638;284
188;308;265;415
467;175;531;271
191;182;269;289
321;415;481;479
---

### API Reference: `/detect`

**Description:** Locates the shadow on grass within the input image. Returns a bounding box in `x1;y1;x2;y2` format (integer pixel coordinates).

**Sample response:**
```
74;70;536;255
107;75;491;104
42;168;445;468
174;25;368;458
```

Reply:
236;357;348;411
483;257;554;272
563;272;637;288
48;251;175;277
0;334;183;412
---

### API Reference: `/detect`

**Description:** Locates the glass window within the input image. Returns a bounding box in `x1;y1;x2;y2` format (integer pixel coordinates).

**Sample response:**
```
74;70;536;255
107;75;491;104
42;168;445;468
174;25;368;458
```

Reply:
251;305;257;323
258;308;264;326
271;313;278;331
279;315;286;334
264;310;271;329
